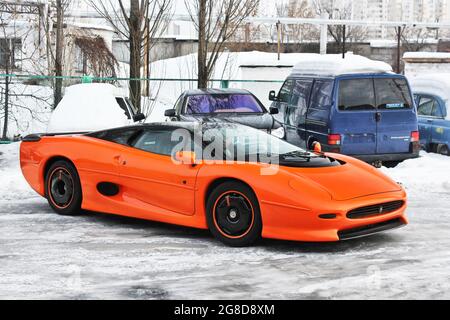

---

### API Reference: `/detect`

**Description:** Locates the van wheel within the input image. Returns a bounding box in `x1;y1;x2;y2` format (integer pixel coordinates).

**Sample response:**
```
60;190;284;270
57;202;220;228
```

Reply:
206;182;262;247
437;144;449;156
45;161;83;215
383;161;402;168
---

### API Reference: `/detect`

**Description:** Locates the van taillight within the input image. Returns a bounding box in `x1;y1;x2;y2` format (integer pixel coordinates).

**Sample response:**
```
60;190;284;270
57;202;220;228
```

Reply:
411;131;420;142
328;134;341;146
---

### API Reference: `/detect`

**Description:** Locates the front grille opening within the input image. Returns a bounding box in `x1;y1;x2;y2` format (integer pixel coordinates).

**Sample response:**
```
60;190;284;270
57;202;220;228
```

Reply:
347;200;405;219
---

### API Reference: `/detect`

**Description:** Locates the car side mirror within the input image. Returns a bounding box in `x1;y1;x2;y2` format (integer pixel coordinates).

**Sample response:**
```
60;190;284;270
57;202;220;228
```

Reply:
269;90;278;102
174;151;197;166
133;113;146;122
269;107;279;115
165;109;176;117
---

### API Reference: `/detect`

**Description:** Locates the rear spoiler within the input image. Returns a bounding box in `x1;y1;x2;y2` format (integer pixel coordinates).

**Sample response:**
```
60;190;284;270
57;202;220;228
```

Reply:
22;132;89;142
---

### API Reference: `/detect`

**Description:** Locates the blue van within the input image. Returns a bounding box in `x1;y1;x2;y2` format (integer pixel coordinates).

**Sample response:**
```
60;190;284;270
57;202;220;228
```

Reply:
270;63;420;166
410;76;450;156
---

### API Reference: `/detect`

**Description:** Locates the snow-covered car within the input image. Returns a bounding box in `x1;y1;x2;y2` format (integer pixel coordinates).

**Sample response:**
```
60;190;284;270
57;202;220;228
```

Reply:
409;75;450;156
47;83;145;133
164;89;283;137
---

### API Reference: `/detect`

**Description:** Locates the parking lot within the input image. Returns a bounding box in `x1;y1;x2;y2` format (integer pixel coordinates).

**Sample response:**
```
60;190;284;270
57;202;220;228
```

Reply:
1;143;450;299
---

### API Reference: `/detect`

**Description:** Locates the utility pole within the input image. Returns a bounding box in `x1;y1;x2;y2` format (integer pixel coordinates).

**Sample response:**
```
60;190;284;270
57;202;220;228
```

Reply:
276;20;281;61
342;25;346;59
397;26;402;74
54;0;64;109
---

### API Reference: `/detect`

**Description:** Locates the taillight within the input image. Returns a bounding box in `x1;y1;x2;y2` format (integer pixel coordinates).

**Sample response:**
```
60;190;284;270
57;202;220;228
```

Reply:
411;131;420;143
328;134;341;146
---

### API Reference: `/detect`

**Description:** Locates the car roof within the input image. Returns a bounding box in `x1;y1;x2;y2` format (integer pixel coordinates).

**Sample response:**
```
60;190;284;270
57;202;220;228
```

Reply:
183;88;252;96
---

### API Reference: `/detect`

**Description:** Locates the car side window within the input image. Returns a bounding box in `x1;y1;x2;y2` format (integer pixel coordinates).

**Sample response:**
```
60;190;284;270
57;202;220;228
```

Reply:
310;80;333;109
132;129;193;156
175;96;184;114
287;79;313;126
278;80;294;103
93;128;141;146
418;96;438;117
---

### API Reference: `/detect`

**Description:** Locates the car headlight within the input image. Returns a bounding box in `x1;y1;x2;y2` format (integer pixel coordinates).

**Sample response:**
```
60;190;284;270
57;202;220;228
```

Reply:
271;126;285;139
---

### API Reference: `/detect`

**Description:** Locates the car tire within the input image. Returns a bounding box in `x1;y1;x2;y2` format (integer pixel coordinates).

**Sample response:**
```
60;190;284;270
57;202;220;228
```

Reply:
45;160;82;215
206;181;262;247
437;144;449;156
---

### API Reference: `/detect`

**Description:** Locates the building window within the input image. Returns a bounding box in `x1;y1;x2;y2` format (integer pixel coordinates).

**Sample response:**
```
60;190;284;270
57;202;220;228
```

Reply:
0;38;22;70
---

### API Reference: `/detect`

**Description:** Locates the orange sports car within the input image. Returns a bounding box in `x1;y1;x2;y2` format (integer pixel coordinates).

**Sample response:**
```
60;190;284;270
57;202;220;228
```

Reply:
20;122;408;247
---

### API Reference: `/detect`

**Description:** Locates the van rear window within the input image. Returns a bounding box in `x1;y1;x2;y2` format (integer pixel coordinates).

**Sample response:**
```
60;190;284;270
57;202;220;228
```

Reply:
374;78;413;110
338;78;413;111
338;79;376;111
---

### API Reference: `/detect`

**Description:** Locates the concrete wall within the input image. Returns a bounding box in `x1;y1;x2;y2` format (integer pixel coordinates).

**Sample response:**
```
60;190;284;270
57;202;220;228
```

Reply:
114;38;440;74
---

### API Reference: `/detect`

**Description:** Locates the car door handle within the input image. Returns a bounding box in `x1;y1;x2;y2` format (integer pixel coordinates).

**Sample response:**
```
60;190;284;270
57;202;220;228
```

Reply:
375;112;382;122
427;119;433;123
114;155;127;166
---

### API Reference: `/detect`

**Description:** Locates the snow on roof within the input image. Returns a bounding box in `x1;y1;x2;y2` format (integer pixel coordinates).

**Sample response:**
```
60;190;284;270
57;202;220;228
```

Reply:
235;51;308;67
292;53;393;76
403;52;450;60
408;73;450;119
47;84;129;133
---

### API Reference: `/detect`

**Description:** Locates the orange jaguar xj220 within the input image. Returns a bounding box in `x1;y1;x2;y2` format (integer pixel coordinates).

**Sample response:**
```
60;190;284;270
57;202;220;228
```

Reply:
20;122;408;247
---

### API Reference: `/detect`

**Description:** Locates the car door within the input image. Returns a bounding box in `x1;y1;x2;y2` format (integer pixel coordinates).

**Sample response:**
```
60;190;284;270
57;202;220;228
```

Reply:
117;127;200;216
285;79;313;148
273;79;294;129
427;96;448;146
417;95;438;146
306;80;334;149
374;76;417;154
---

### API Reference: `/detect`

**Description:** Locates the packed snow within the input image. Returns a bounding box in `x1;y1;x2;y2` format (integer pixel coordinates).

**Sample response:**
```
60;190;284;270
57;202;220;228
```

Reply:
292;53;393;76
1;142;450;299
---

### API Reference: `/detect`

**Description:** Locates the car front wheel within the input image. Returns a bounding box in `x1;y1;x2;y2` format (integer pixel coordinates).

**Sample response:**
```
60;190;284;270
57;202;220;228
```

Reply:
206;181;262;247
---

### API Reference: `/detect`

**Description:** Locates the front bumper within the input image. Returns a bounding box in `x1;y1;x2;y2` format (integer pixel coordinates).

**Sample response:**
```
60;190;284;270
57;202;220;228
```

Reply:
338;218;407;241
350;152;419;163
260;192;408;242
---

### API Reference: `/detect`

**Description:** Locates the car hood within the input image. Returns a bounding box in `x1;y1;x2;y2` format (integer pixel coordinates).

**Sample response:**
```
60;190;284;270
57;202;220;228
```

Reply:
180;113;275;130
288;159;402;201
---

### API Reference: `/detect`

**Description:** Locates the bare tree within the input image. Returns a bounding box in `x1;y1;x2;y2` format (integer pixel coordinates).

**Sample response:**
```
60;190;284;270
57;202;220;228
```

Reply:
185;0;260;89
0;9;52;140
276;0;318;44
313;0;367;45
88;0;173;111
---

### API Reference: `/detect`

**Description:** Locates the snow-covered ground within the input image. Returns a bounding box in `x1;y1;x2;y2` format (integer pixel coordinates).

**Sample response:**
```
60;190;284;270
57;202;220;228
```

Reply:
0;143;449;299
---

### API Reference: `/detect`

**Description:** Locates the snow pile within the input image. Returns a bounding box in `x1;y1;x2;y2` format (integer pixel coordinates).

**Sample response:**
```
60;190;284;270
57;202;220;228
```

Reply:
292;53;393;76
408;74;450;119
148;51;307;107
47;83;130;133
0;143;36;200
403;52;450;60
381;152;450;197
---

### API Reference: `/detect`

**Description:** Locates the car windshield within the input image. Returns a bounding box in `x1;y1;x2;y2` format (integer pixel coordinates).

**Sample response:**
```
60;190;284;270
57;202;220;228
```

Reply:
185;94;264;114
197;123;315;162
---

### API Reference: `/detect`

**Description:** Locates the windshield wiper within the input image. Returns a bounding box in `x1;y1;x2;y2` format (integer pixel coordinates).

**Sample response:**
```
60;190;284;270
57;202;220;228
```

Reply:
280;150;316;161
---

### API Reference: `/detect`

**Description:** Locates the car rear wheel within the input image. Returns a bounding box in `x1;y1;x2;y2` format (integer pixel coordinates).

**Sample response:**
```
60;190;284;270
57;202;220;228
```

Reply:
206;182;262;247
45;160;82;215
